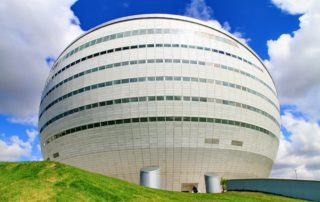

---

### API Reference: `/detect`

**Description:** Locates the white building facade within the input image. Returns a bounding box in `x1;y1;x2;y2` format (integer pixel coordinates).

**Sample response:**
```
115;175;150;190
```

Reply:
39;14;280;191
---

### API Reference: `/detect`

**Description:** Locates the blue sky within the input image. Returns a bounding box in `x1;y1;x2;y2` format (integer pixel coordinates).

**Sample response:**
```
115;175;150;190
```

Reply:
0;0;319;180
71;0;300;59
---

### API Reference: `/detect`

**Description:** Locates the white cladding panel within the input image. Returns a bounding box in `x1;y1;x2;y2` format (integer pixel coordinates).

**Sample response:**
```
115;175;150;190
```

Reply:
39;14;280;191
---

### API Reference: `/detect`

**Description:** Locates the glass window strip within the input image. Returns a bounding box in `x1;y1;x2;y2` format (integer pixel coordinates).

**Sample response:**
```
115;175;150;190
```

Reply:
41;55;276;105
40;94;280;133
45;42;264;90
51;28;239;73
39;74;279;120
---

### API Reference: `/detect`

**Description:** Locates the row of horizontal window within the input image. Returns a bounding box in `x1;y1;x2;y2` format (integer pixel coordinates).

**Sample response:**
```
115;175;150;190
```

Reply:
45;42;263;88
43;116;278;146
52;28;239;70
41;58;276;104
216;64;276;96
41;58;204;103
39;75;279;119
39;94;279;133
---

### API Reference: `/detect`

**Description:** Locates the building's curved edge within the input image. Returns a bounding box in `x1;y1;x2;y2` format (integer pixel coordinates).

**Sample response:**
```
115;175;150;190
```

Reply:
51;14;278;93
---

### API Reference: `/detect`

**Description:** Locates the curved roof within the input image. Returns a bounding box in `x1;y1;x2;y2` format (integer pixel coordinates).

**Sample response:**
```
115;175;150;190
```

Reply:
54;14;277;93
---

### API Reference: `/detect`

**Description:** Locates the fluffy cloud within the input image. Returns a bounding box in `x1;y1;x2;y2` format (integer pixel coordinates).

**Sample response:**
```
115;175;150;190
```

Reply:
266;0;320;120
268;0;320;180
0;0;83;126
184;0;213;21
184;0;223;30
0;129;38;161
271;0;314;14
271;110;320;180
184;0;249;44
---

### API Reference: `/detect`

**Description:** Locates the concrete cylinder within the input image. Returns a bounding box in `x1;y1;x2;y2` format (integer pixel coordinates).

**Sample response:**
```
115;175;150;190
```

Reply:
140;166;160;189
205;173;222;193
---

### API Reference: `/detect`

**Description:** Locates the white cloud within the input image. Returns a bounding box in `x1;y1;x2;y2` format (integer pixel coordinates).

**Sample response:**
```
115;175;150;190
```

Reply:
184;0;250;45
233;31;251;46
184;0;213;21
26;129;37;143
271;0;314;14
0;0;83;126
0;129;38;161
268;0;320;180
266;0;320;120
7;116;38;127
184;0;223;31
271;110;320;180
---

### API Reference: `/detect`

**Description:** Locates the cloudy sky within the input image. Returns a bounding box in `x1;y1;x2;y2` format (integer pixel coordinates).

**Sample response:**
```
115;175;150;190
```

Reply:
0;0;319;180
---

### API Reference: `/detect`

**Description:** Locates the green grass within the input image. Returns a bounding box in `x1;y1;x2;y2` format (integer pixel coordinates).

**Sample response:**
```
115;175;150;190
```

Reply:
0;161;306;202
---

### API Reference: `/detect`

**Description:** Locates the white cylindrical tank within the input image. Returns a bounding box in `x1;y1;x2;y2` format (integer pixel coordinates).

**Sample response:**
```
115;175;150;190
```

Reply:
140;166;160;189
205;173;222;193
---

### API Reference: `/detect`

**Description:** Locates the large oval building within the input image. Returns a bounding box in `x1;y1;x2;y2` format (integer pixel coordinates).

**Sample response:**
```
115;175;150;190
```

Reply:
39;14;280;191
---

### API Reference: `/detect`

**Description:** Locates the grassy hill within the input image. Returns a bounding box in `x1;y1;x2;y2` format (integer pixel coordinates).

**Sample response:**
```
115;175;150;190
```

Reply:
0;161;306;202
